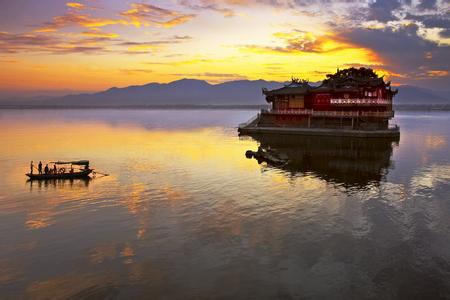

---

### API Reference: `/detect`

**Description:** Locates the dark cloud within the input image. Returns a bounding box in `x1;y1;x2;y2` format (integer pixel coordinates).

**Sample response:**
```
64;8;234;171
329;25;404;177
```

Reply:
178;0;236;17
366;0;402;22
440;28;450;38
118;38;186;47
118;41;179;47
0;32;189;55
52;45;109;54
338;24;450;87
119;69;153;75
117;37;191;55
0;32;62;53
171;72;248;78
174;35;193;40
0;31;119;54
406;12;450;29
418;0;437;9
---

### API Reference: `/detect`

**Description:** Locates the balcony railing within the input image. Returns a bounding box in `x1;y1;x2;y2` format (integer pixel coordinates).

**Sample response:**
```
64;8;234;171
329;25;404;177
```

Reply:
262;109;394;118
330;98;391;105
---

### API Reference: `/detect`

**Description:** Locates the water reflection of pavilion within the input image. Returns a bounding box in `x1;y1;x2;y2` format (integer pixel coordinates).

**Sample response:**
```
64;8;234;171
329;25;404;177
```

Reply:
244;133;399;187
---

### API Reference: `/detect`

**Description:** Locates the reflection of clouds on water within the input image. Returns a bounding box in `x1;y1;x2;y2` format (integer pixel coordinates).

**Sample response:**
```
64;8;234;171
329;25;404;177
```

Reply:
1;110;450;298
0;109;257;131
26;272;119;299
410;164;450;192
424;135;447;150
25;217;52;230
120;243;135;264
0;260;23;286
23;179;94;230
89;244;117;265
121;183;148;215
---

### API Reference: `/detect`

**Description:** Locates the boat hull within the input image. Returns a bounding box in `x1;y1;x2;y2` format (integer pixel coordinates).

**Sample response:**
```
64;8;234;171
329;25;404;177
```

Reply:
26;169;92;180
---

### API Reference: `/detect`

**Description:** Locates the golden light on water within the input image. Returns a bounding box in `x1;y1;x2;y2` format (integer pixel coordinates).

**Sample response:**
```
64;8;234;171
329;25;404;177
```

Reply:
2;109;450;298
0;118;262;232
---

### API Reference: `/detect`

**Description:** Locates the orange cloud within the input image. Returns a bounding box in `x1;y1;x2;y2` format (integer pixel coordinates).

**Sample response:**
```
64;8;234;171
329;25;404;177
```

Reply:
120;3;195;28
81;29;119;39
0;31;113;54
160;15;196;28
427;70;449;77
36;12;123;32
66;2;86;10
240;30;354;55
35;3;194;33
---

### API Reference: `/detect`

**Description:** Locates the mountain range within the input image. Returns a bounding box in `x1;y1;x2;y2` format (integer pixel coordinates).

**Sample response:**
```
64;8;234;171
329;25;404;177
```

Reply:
1;79;449;107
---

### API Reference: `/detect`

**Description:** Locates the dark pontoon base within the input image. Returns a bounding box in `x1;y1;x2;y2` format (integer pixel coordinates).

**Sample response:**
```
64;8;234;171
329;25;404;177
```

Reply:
238;126;400;138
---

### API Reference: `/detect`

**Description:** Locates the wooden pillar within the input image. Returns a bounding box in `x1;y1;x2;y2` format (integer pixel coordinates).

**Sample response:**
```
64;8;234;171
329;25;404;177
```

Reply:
351;117;354;129
308;115;311;128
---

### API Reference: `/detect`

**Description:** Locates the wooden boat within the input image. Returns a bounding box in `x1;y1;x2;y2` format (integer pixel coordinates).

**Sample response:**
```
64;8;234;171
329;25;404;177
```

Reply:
26;169;92;180
26;160;93;180
245;148;289;165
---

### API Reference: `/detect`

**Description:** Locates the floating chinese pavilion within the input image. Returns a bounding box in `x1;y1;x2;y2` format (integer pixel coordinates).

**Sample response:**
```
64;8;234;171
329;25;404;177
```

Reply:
238;67;400;138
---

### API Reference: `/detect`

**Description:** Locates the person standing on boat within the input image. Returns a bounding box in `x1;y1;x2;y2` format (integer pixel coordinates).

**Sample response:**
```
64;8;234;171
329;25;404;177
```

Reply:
38;161;42;174
53;164;57;174
30;161;34;174
44;164;49;175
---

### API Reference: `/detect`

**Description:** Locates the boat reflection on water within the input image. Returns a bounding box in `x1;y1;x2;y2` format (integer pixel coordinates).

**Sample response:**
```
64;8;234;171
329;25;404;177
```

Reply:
27;177;91;191
243;133;399;188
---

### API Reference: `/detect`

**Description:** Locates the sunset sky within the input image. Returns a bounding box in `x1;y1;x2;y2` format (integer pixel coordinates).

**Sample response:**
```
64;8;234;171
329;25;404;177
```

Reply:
0;0;449;95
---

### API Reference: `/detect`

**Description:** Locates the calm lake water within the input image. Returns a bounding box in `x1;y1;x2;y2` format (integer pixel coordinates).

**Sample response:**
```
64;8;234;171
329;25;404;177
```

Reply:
1;109;450;299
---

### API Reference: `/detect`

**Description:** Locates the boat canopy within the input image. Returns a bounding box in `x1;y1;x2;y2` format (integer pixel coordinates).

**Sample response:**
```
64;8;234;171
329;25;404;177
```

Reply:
51;160;90;166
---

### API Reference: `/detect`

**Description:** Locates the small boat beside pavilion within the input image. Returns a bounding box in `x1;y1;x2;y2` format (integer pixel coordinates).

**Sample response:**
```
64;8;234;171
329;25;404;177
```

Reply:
26;160;92;180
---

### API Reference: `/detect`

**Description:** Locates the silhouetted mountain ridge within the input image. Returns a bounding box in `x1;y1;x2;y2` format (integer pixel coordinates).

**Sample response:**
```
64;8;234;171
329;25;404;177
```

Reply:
0;79;449;107
44;79;284;106
394;85;450;104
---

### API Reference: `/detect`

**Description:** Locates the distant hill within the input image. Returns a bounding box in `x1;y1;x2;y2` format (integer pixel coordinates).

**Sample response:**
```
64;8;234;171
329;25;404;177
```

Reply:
0;79;449;107
40;79;284;107
395;85;450;105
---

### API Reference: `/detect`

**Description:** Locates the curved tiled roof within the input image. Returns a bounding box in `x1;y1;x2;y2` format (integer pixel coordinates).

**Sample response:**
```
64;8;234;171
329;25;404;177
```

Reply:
263;77;392;96
263;81;313;96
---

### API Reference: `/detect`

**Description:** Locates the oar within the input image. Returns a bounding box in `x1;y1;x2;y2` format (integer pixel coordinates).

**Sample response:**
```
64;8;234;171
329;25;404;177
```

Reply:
93;171;109;177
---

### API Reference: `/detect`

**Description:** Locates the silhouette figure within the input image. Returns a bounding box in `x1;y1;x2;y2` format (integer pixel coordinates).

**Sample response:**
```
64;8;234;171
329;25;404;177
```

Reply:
44;164;49;175
38;161;42;174
30;161;34;174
